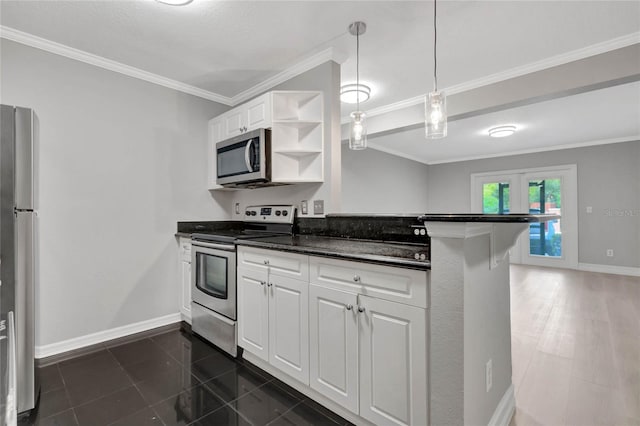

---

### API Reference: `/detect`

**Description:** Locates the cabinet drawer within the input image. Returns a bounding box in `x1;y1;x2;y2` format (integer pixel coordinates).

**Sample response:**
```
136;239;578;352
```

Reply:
238;247;309;281
310;256;428;308
179;238;191;262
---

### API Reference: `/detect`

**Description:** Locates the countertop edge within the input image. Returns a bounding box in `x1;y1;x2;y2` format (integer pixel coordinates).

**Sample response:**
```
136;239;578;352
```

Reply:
235;239;430;271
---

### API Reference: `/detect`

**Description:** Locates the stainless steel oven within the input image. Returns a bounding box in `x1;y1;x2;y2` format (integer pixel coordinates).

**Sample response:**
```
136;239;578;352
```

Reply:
191;240;237;357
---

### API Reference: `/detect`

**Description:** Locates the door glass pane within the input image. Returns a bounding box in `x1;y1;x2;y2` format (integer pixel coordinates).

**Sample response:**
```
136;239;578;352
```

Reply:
528;178;562;257
482;182;510;214
196;253;228;299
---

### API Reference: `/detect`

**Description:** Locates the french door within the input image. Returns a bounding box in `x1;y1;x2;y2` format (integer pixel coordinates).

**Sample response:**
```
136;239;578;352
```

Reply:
471;165;577;269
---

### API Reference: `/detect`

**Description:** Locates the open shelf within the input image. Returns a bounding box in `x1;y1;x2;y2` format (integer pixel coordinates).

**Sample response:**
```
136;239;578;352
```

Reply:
272;91;323;122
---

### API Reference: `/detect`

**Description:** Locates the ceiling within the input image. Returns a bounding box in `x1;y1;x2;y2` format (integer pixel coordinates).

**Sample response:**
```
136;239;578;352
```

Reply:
1;1;639;162
369;81;640;164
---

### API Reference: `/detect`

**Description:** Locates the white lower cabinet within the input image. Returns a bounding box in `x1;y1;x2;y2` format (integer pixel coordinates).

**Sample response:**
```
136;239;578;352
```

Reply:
237;263;309;385
179;237;192;323
237;267;270;361
268;275;309;384
238;247;429;425
358;295;427;426
309;284;359;413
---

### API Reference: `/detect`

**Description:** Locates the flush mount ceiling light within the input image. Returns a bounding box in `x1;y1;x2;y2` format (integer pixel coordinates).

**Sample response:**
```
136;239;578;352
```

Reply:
155;0;193;5
425;0;447;139
340;84;371;104
348;21;368;151
488;125;517;138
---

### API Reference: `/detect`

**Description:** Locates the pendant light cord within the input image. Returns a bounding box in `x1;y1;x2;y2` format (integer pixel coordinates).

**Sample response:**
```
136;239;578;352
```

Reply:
433;0;438;92
356;24;360;111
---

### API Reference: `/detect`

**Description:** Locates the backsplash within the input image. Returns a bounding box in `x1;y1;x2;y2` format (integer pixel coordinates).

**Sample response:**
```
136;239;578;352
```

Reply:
296;214;428;245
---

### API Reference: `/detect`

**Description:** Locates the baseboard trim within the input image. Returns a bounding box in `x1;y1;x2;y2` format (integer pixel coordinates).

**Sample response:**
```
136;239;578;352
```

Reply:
35;313;181;359
488;384;515;426
578;263;640;277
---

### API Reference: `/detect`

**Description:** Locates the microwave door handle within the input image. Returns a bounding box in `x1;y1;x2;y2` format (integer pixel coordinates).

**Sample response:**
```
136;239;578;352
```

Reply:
244;139;254;172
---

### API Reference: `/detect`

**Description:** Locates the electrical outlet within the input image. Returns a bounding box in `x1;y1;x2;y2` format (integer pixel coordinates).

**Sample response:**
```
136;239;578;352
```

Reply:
313;200;324;215
606;249;614;257
586;206;593;214
301;200;308;215
485;359;493;393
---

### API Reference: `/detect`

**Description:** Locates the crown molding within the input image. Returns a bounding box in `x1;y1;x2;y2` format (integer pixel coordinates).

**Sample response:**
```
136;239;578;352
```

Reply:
0;26;234;105
342;32;640;122
423;135;640;165
230;47;343;105
445;32;640;96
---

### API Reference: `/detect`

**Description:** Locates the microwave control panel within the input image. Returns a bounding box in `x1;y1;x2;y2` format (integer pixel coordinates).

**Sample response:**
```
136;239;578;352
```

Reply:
244;205;295;224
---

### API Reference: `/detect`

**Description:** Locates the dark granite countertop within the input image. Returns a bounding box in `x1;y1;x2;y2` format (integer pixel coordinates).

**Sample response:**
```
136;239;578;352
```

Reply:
417;213;559;223
236;235;430;270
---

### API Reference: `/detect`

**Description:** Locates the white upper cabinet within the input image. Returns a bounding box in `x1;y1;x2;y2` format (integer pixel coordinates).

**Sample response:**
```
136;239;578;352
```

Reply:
207;91;324;190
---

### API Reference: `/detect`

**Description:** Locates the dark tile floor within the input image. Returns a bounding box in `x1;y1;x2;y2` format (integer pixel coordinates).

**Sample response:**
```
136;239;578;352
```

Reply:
19;328;352;426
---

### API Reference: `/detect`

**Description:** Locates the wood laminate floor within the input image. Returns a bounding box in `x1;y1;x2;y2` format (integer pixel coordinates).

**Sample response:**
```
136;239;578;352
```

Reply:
509;265;640;426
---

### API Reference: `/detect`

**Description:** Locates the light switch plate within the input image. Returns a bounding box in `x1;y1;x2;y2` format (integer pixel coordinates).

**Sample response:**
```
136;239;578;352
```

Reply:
313;200;324;215
301;200;308;215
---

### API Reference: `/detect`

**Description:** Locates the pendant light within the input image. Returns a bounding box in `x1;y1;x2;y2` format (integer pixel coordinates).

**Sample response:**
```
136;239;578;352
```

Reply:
349;21;367;150
425;0;447;139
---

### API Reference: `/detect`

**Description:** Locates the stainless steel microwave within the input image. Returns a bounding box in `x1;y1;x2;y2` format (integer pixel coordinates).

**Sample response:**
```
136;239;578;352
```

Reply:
216;128;271;187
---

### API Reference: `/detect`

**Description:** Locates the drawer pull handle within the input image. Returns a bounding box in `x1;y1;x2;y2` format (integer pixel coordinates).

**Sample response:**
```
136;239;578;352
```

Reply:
357;305;365;313
264;260;269;265
345;304;353;311
353;275;361;282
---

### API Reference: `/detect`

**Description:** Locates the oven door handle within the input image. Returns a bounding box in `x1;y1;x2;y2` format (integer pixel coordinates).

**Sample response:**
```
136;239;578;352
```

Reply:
244;139;254;173
192;241;236;252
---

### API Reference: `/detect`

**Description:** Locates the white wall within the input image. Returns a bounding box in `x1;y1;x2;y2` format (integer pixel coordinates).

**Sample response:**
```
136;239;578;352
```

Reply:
1;40;230;348
341;144;429;214
426;141;640;268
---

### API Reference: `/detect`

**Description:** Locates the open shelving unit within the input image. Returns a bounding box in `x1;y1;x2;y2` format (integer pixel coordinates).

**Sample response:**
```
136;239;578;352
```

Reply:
271;91;324;183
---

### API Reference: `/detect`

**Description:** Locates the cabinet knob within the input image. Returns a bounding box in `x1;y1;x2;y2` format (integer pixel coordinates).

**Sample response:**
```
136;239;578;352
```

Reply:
353;275;361;283
267;282;273;287
260;281;266;286
357;305;366;313
346;304;353;311
264;260;269;265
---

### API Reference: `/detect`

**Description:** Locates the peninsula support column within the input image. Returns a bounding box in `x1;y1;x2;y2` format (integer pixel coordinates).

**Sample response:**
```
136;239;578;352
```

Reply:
425;221;528;426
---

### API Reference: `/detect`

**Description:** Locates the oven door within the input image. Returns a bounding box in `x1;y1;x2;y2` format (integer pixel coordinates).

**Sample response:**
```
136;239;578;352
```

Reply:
191;242;236;321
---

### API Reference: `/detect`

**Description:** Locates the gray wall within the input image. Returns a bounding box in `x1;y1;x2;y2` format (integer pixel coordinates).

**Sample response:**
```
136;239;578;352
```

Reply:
1;39;230;348
229;61;342;218
341;144;429;214
426;141;640;268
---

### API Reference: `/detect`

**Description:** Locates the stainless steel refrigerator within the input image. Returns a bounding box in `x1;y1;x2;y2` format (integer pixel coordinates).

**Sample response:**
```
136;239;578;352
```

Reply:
0;105;39;424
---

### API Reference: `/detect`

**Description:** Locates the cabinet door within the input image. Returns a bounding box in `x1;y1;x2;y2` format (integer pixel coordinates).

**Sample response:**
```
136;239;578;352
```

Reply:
309;284;358;413
268;275;309;385
245;94;271;131
359;296;427;426
181;260;192;323
237;267;269;362
224;110;244;139
207;118;224;189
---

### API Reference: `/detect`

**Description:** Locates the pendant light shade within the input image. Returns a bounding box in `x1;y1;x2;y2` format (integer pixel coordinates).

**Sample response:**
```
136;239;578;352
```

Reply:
348;21;367;150
425;91;447;138
349;111;367;150
425;0;447;139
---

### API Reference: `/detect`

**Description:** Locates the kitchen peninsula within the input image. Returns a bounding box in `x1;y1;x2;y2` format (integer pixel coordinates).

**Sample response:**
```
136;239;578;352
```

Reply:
178;212;556;426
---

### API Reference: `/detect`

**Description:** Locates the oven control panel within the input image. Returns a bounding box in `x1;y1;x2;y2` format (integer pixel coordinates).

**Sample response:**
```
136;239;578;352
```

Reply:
244;205;295;224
